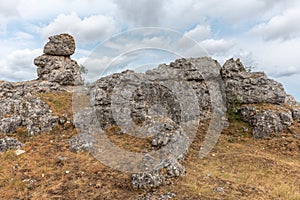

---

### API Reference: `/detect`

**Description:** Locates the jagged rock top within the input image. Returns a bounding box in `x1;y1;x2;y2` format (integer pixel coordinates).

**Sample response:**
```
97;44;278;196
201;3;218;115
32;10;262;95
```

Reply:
221;58;287;104
43;33;75;56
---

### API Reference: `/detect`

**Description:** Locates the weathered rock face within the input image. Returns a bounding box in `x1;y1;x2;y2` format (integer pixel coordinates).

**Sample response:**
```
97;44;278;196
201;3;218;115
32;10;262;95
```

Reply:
284;94;299;106
0;81;59;135
34;34;82;86
239;105;294;138
43;34;75;56
0;34;82;136
34;55;81;86
131;158;186;190
221;58;287;104
85;57;221;129
221;58;299;139
251;111;283;138
73;57;225;189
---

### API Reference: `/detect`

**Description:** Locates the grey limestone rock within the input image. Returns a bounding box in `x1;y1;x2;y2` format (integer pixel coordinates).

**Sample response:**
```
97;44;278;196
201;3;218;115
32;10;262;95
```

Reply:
221;58;287;104
43;33;75;56
0;81;60;135
131;158;185;190
292;108;300;122
69;133;96;153
239;105;294;138
251;110;283;138
34;33;82;86
34;54;82;86
0;137;23;152
279;111;293;127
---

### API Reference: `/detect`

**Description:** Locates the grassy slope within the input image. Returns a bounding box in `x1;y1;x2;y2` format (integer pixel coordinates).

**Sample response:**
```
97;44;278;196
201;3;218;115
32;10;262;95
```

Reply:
0;91;299;200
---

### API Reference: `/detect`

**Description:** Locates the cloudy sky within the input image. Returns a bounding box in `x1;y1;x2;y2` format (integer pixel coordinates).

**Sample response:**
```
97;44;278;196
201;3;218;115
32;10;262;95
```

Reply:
0;0;299;100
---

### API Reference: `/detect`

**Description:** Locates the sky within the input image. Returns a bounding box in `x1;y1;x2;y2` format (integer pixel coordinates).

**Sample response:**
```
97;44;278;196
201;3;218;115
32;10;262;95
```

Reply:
0;0;299;100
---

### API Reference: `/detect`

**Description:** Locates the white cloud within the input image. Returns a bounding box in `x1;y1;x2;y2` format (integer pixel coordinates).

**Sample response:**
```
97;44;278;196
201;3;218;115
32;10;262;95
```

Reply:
113;0;282;29
113;0;165;26
17;0;117;21
250;7;300;40
0;0;19;17
41;12;118;44
270;66;300;78
199;0;282;23
201;39;235;55
0;49;41;81
184;25;211;42
0;0;19;31
147;0;288;29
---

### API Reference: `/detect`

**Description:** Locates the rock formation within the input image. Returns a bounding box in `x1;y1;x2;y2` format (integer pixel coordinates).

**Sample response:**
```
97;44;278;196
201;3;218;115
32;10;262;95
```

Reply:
71;56;299;188
0;33;299;191
0;34;81;137
43;34;75;56
220;58;299;138
221;58;288;104
0;81;59;135
34;33;82;86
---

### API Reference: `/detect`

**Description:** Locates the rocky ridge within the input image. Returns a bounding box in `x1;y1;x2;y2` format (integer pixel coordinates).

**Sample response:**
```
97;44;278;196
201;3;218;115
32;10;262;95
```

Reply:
71;56;299;189
0;34;299;191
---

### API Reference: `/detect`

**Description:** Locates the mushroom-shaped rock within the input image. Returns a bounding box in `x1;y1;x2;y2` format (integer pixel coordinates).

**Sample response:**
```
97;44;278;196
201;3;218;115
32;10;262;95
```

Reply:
34;33;82;86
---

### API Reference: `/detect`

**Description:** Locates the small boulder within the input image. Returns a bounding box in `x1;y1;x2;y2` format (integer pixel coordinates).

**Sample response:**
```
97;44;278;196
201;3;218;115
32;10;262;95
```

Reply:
252;111;283;138
43;34;75;56
292;108;300;122
69;133;96;153
0;137;23;152
279;111;293;127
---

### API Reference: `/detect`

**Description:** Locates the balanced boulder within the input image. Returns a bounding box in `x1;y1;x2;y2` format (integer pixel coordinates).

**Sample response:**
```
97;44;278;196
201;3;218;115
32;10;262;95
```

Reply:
34;33;82;86
43;33;75;56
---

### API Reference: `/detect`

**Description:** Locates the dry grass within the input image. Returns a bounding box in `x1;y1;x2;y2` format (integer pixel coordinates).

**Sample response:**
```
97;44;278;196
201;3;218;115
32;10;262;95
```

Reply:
157;121;300;200
0;91;299;199
37;91;73;118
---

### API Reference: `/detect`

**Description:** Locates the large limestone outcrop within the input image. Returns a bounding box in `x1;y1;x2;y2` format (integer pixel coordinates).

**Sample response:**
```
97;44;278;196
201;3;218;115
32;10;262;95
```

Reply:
72;57;225;189
71;56;299;189
0;34;81;136
220;58;299;138
78;57;220;129
34;33;82;86
0;33;299;190
0;81;59;135
221;58;287;104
